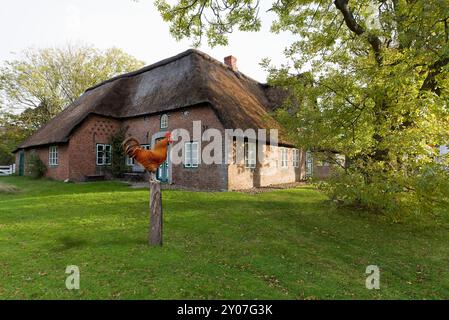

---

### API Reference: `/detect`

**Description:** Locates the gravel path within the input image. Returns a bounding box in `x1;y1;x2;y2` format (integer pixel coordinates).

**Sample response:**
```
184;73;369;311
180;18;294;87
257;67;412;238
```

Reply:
126;180;307;193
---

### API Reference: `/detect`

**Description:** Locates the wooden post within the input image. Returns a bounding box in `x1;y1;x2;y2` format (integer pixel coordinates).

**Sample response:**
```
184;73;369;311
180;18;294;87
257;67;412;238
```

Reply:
149;179;163;246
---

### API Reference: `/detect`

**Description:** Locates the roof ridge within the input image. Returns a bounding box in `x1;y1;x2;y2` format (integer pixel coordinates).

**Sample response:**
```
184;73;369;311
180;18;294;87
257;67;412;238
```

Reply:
85;49;265;93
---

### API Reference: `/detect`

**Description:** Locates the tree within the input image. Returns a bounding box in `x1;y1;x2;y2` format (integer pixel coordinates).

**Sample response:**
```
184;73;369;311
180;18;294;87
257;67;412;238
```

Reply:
109;128;128;178
0;45;144;125
156;0;449;218
0;45;144;163
0;112;30;164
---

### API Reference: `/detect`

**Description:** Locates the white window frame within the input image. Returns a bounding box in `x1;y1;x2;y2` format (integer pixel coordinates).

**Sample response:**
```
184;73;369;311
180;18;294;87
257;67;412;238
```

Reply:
293;149;300;168
244;141;256;169
126;155;134;166
96;144;112;166
281;148;288;168
160;114;168;129
184;141;199;168
49;146;58;166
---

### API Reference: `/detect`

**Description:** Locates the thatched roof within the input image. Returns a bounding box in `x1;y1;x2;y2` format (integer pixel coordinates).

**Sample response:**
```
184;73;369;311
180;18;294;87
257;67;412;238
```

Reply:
16;49;291;151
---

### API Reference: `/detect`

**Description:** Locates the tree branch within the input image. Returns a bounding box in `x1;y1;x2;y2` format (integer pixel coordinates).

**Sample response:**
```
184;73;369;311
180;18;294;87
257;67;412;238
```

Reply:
420;55;449;95
334;0;383;65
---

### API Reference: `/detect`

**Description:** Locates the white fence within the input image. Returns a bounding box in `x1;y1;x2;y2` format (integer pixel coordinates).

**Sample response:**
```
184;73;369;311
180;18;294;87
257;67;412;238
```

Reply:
0;164;16;176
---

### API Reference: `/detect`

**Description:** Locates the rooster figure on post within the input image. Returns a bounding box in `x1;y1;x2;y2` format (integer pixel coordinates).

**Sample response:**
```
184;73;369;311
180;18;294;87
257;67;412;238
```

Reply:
122;132;173;182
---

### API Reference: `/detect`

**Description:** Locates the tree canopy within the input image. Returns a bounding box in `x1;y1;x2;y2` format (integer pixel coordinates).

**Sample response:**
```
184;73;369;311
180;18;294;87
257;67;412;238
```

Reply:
0;45;144;164
156;0;449;218
0;45;144;128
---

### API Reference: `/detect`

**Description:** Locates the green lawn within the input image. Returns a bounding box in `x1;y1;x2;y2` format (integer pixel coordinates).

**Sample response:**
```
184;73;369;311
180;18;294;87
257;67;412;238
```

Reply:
0;176;448;299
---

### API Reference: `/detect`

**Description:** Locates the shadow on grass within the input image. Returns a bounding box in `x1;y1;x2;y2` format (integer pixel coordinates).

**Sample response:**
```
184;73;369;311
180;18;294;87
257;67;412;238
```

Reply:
57;236;89;250
55;235;148;251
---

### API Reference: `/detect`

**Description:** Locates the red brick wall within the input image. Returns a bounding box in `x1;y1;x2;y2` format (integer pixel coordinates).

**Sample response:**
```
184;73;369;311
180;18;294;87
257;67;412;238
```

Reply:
68;115;121;181
122;104;228;191
15;104;307;189
14;144;69;180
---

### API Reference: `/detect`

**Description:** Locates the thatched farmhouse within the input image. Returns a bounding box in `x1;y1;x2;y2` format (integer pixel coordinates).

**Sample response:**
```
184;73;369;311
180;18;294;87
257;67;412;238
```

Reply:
13;49;308;190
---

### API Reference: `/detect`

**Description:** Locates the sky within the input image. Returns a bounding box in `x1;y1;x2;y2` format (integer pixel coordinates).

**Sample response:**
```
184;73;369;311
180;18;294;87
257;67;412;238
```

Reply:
0;0;294;83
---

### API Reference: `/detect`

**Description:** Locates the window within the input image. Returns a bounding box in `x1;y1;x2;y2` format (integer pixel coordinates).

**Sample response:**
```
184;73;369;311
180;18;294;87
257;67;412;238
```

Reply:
49;146;58;166
160;114;168;129
281;148;288;167
293;149;300;168
184;142;199;168
126;155;134;166
96;144;111;165
244;141;256;168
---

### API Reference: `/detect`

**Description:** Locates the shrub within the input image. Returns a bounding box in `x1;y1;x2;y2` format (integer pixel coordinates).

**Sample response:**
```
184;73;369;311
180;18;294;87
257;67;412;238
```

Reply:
27;154;46;179
108;128;128;178
318;164;449;221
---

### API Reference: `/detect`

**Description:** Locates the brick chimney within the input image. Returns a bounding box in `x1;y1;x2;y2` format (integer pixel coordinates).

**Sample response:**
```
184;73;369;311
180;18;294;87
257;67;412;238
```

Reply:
224;55;237;71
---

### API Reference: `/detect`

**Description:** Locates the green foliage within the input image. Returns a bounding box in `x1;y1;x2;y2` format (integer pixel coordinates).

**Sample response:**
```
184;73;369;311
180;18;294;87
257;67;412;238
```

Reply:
0;45;144;163
26;153;46;179
108;128;128;178
156;0;449;218
318;163;449;221
0;112;32;164
155;0;261;47
0;44;145;128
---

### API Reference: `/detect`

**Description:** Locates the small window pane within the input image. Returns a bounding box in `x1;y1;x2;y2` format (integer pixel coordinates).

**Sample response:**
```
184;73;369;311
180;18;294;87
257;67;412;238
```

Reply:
184;142;198;168
245;142;256;168
160;114;168;129
49;146;58;166
293;149;300;167
97;144;104;165
281;148;288;167
185;142;192;167
105;145;112;165
191;142;198;167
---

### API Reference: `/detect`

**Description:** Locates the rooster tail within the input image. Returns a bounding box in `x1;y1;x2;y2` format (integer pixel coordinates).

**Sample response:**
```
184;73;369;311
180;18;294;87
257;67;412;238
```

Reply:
122;137;141;158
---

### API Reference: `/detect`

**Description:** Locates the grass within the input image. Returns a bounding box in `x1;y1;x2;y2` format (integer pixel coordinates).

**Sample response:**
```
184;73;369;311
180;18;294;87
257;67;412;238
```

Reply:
0;176;448;299
0;181;20;194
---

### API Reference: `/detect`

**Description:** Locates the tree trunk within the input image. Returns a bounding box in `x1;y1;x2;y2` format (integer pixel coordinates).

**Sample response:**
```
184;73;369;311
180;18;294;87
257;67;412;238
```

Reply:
149;179;163;246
